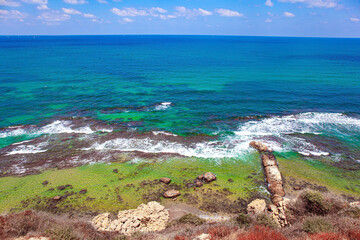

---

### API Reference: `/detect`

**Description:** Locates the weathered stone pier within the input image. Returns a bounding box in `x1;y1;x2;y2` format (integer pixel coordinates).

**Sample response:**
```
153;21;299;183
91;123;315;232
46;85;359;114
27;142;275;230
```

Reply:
250;141;289;227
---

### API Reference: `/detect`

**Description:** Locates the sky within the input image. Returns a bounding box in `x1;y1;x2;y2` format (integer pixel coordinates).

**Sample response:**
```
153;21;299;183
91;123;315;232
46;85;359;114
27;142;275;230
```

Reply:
0;0;359;37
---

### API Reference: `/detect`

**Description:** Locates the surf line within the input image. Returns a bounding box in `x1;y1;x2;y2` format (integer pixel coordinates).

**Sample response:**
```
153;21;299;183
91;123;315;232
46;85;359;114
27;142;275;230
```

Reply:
250;141;289;227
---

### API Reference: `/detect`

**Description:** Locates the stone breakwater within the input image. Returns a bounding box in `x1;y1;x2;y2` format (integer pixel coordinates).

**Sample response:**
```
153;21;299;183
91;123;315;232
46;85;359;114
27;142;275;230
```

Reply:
249;141;289;227
91;201;169;235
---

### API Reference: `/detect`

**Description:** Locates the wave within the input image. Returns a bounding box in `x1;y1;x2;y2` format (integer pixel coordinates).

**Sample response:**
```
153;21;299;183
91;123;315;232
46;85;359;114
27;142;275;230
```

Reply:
6;142;48;155
154;102;172;111
233;112;360;156
83;138;251;159
0;120;111;139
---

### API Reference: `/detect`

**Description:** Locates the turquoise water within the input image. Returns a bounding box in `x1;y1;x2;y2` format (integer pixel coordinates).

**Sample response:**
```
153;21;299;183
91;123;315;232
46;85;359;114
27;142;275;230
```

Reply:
0;36;360;168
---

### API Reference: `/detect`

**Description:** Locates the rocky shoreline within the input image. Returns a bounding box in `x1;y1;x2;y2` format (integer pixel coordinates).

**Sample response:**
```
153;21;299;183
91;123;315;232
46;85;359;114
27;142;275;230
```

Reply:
0;142;360;239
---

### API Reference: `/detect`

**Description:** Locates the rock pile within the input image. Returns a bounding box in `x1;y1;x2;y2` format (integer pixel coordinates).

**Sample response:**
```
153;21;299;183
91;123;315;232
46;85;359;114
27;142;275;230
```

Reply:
246;198;291;228
91;201;169;235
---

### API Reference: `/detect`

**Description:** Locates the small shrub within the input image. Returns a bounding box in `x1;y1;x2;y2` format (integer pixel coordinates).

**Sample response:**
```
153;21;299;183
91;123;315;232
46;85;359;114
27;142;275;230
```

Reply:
208;226;233;240
177;214;205;226
303;217;333;234
309;232;345;240
237;225;287;240
255;214;277;228
343;207;360;219
347;229;360;240
302;191;329;215
301;191;345;216
174;235;190;240
45;227;78;240
235;213;251;227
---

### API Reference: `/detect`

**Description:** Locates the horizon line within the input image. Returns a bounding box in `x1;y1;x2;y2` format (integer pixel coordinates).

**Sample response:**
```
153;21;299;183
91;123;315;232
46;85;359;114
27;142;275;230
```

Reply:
1;34;360;39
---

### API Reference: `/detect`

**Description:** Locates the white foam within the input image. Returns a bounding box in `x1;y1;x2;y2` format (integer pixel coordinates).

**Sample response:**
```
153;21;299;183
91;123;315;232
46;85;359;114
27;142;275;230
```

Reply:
233;112;359;156
154;102;172;111
6;142;48;155
152;131;178;137
84;138;250;158
40;120;94;134
0;120;95;138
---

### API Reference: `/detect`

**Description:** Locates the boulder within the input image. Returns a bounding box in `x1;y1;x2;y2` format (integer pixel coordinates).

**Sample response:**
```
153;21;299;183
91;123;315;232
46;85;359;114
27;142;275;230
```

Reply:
163;189;181;198
194;233;211;240
53;196;62;201
249;141;270;152
79;189;87;194
160;177;171;184
247;199;266;214
92;201;169;235
195;180;203;187
350;201;360;208
197;174;204;180
204;172;216;182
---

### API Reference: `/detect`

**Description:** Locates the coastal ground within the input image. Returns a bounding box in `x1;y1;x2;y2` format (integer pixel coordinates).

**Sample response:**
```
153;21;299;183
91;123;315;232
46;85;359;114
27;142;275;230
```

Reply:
1;150;359;216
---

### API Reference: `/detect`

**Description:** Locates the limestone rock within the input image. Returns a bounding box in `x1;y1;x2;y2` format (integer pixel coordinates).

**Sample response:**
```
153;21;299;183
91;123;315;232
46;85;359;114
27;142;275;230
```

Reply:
53;196;62;200
92;201;169;236
350;201;360;208
247;199;266;214
195;180;203;187
194;233;211;240
163;189;180;198
197;174;204;180
203;172;216;182
160;177;171;184
249;141;270;152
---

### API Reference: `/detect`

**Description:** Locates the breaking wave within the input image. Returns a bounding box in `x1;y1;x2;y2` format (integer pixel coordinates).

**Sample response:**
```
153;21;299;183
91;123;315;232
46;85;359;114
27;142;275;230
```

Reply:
0;120;111;139
233;112;360;156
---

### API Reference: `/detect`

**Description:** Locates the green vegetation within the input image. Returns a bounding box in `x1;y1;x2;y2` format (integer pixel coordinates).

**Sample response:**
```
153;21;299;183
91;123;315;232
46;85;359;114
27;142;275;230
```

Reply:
276;152;360;197
0;157;263;214
177;214;205;226
303;217;333;234
255;214;278;228
235;213;251;227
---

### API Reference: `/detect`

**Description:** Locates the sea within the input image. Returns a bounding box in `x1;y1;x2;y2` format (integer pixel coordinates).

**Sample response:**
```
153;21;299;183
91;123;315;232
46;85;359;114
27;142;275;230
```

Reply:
0;35;359;175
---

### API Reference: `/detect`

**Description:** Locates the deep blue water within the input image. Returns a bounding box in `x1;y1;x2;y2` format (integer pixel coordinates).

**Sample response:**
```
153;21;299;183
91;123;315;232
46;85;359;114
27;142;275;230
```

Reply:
0;35;360;159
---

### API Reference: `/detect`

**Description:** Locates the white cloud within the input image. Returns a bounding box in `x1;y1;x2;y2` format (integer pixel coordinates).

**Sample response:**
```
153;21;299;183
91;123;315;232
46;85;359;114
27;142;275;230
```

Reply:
122;17;133;22
159;14;176;20
111;7;147;17
111;7;178;20
148;7;167;17
61;7;96;19
0;9;26;20
37;11;71;22
63;0;88;5
83;13;95;18
21;0;47;4
97;0;107;3
0;0;21;6
265;0;274;7
197;8;212;16
62;8;82;15
278;0;338;8
283;11;295;17
37;4;48;10
350;17;359;22
215;8;243;17
265;18;272;22
174;6;212;18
